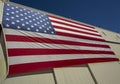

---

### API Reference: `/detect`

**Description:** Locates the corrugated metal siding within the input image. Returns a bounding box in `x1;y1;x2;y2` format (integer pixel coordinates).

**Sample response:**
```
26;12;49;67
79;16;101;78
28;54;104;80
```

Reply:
96;27;120;43
54;67;95;84
106;43;120;59
88;62;120;84
89;27;120;84
0;1;7;78
2;67;96;84
0;1;7;82
96;27;120;59
0;44;7;83
0;0;3;24
3;73;55;84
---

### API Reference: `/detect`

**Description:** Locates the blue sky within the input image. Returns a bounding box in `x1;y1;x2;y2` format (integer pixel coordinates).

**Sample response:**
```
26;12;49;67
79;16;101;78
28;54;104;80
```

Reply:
10;0;120;33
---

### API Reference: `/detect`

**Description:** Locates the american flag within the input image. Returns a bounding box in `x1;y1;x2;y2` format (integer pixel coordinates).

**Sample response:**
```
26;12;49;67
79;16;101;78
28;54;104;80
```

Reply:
2;3;119;75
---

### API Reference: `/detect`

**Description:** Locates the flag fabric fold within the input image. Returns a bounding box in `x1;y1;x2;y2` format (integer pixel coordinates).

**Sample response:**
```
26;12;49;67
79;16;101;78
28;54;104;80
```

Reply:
2;3;119;75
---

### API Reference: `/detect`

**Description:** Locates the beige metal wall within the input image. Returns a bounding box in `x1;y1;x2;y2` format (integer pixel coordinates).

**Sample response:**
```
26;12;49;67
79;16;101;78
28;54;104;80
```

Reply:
0;1;7;84
88;27;120;84
0;0;3;24
53;66;95;84
89;62;120;84
3;72;55;84
96;27;120;59
0;1;120;84
0;43;7;83
96;27;120;43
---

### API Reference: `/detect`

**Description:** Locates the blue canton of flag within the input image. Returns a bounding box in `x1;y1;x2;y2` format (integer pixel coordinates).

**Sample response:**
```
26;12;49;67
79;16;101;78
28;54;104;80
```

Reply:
2;3;56;34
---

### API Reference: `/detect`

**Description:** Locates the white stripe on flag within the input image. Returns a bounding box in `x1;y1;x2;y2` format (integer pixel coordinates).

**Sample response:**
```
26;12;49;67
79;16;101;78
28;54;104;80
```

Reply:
55;28;103;39
9;54;116;65
4;28;107;45
7;42;112;51
51;21;100;35
49;17;96;31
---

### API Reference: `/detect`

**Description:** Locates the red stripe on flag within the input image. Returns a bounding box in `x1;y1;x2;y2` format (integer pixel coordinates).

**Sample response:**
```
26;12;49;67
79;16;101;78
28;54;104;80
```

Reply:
53;25;101;37
6;35;110;48
56;32;105;42
50;20;98;33
48;14;95;29
8;49;115;56
9;58;119;75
